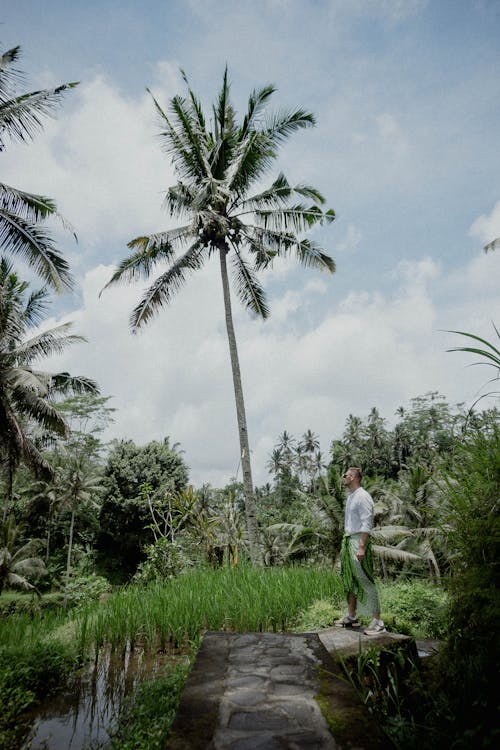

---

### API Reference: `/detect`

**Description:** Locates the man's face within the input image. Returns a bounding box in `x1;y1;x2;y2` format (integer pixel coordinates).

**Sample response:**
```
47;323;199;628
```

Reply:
343;469;356;486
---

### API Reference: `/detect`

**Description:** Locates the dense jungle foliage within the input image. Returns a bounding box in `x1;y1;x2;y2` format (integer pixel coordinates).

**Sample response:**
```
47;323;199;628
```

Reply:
1;389;499;748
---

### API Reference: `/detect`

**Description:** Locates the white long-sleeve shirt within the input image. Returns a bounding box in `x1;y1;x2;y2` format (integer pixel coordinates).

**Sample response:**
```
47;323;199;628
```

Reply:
344;487;374;535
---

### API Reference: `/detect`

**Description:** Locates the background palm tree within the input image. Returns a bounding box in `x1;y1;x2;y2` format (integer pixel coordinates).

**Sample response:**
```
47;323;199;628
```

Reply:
0;259;98;518
0;513;46;595
0;44;77;290
103;69;336;561
53;452;102;608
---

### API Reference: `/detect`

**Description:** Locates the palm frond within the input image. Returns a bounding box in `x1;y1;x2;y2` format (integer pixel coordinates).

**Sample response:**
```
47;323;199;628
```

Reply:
237;173;294;211
484;237;500;253
239;84;276;138
372;544;422;562
11;538;42;563
169;94;211;178
244;224;296;255
7;366;49;393
242;234;278;270
130;241;207;330
102;227;192;292
12;387;68;437
372;525;415;542
21;286;51;328
163;183;198;217
445;327;500;370
0;207;74;291
254;204;332;233
213;66;233;139
186;83;207;133
225;85;279;190
239;177;328;212
148;89;209;182
296;239;336;273
292;184;327;206
0;82;78;150
15;324;84;364
22;438;53;479
263;108;315;149
0;46;23;98
0;183;57;222
226;131;276;195
230;247;269;318
48;373;99;396
317;493;344;527
6;572;37;591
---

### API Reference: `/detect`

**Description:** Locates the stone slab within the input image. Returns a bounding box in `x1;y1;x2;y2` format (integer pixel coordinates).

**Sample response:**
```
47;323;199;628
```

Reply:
166;632;386;750
316;625;411;659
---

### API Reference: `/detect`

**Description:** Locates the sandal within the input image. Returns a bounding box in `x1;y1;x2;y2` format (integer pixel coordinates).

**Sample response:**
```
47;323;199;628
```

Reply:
334;615;360;628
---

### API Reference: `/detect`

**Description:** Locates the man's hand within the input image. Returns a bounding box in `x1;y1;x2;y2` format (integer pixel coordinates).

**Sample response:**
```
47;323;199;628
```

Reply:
356;546;365;561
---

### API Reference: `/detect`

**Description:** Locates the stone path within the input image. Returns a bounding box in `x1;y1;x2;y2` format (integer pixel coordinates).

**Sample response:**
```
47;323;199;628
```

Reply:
166;628;404;749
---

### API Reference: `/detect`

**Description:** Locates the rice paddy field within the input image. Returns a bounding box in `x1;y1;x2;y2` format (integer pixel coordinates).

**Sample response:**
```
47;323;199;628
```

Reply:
0;566;347;749
76;565;345;656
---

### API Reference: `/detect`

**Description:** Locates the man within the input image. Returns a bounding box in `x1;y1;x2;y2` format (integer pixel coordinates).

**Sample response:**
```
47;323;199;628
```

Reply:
335;467;386;635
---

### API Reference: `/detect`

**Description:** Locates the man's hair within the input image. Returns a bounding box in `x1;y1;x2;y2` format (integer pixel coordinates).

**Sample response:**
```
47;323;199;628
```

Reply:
348;466;363;480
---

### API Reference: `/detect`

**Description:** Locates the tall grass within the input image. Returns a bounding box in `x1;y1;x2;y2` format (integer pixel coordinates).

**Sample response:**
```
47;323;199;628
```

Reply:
78;566;344;655
0;607;70;649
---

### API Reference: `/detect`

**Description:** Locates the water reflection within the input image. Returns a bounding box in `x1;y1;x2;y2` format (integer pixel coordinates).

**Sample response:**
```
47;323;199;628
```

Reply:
25;645;174;750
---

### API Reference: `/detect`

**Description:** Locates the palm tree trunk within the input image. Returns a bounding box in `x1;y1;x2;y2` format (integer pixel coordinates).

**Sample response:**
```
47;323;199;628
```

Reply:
2;455;14;523
219;247;259;563
46;502;54;562
63;508;75;609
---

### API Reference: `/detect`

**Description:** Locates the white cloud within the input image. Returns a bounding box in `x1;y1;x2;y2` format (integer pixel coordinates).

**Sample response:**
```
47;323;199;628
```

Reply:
375;112;409;159
361;0;429;23
391;257;440;286
42;249;500;488
2;12;497;491
336;224;363;254
1;68;182;267
470;200;500;248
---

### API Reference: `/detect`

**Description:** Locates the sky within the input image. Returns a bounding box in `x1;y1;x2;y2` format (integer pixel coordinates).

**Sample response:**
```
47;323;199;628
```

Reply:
2;0;500;487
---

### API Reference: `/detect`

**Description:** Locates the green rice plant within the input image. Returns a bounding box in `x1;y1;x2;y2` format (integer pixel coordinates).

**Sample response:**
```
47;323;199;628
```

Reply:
0;608;70;648
77;566;343;654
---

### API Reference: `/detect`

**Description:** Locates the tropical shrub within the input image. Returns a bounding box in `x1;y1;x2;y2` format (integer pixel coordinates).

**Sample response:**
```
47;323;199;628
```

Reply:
379;580;448;638
96;439;189;580
436;425;500;746
339;643;444;750
294;598;339;631
63;573;111;609
133;538;192;584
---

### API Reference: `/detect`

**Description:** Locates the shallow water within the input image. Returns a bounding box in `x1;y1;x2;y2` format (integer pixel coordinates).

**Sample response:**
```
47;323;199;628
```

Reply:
25;645;174;750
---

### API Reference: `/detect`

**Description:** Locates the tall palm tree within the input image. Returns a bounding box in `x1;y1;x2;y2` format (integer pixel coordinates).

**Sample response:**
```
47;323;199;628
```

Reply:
103;70;336;561
0;44;77;290
0;259;98;517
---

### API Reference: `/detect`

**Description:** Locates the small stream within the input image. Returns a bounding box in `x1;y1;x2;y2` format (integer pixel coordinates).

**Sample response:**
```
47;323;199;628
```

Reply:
24;645;176;750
